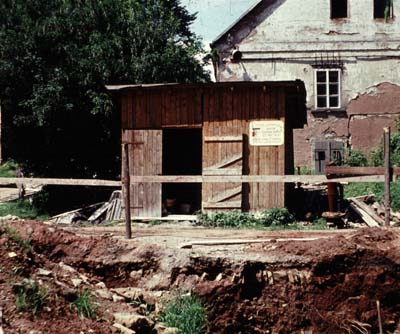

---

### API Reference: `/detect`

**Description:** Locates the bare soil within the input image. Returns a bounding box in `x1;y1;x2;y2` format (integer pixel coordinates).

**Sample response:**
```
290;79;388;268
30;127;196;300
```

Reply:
0;220;399;334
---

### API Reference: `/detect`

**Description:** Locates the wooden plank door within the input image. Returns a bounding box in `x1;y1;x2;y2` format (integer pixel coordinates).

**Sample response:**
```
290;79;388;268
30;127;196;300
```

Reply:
122;130;162;217
202;135;243;211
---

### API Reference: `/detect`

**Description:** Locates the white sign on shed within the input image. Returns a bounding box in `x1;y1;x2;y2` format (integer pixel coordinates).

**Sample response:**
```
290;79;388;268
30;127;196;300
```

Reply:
249;120;284;146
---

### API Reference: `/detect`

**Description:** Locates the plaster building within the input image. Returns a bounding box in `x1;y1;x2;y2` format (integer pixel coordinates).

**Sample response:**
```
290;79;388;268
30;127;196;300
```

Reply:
211;0;400;172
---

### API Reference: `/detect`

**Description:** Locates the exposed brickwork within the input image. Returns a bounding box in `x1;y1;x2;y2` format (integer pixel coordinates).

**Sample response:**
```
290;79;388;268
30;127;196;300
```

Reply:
293;83;400;167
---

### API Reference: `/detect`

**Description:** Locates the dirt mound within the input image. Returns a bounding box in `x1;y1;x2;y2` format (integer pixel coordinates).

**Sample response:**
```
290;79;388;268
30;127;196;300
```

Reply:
0;222;112;333
177;229;400;334
1;221;400;334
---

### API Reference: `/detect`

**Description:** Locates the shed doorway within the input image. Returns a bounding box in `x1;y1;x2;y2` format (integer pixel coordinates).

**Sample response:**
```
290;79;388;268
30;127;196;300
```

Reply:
162;129;202;215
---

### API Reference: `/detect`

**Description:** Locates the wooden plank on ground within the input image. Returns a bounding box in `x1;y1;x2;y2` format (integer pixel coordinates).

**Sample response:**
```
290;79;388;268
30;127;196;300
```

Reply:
180;236;332;249
348;202;380;227
348;197;384;226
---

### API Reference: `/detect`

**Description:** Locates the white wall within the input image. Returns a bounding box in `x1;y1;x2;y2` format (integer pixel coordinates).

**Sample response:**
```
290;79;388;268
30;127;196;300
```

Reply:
216;0;400;109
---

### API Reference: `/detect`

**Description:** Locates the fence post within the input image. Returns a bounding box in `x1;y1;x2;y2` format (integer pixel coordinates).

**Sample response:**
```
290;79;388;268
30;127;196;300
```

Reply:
384;127;391;227
123;143;132;239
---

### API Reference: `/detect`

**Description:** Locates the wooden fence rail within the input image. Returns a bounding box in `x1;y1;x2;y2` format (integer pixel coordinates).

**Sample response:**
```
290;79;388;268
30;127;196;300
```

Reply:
128;175;386;183
0;178;120;187
0;174;390;187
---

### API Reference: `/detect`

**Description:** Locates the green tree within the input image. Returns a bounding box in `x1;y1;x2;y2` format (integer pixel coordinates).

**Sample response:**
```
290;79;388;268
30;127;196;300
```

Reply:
0;0;209;178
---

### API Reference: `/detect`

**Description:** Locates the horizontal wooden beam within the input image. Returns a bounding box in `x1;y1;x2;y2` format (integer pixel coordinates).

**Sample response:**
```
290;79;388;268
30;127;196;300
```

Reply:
326;166;400;177
129;175;385;183
0;173;387;188
203;168;242;176
0;177;121;187
204;136;243;142
203;201;242;209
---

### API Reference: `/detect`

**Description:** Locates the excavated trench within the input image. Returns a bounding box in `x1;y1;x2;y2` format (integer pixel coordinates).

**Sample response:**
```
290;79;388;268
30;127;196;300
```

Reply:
7;221;400;334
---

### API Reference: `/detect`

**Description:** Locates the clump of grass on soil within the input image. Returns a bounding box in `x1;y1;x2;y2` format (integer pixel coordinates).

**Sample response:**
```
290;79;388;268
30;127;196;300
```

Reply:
1;225;32;252
160;294;207;334
72;290;97;319
14;279;48;315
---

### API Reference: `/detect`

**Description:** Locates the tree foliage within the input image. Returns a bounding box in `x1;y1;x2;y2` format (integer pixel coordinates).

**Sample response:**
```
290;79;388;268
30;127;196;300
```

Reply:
0;0;209;177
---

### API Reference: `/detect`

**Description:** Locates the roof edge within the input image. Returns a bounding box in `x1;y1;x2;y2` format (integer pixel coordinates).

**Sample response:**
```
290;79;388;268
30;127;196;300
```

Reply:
211;0;263;47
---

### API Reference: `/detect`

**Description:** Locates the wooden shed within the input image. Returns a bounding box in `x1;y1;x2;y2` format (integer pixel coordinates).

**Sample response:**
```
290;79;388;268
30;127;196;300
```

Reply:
107;81;306;218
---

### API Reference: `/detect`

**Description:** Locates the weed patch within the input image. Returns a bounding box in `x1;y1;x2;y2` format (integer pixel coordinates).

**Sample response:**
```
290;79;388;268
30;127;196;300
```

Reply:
1;225;32;252
160;294;207;334
72;290;97;319
197;208;295;229
14;279;48;314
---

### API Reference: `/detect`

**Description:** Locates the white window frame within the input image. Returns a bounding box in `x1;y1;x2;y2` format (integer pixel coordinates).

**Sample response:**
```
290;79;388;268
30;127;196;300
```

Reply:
315;69;341;110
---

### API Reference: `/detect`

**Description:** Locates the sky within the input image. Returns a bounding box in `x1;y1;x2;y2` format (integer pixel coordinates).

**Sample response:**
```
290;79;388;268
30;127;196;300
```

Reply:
181;0;258;46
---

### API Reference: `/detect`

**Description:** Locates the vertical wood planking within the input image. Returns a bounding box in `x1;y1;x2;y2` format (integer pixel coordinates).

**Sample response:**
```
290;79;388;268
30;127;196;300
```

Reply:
121;83;299;214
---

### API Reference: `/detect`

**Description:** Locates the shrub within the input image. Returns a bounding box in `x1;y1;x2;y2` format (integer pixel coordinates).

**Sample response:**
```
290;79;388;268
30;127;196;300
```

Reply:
160;294;207;334
295;166;314;175
197;209;298;229
0;160;19;177
259;208;295;227
14;280;48;314
196;210;258;229
72;290;97;319
312;217;329;230
344;150;368;167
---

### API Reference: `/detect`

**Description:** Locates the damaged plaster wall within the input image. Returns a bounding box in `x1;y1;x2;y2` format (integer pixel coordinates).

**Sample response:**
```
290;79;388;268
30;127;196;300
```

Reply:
214;0;400;168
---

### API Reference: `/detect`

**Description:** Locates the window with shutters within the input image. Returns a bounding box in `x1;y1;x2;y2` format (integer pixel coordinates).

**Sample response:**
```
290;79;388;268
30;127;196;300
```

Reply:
315;69;341;109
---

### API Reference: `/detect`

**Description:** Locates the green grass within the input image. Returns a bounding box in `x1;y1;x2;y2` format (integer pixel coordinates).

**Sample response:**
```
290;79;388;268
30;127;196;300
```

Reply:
0;199;49;220
160;294;207;334
72;290;97;319
1;225;32;252
14;280;48;314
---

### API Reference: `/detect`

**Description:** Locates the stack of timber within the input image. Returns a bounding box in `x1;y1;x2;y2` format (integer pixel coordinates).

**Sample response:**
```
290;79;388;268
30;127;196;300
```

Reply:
88;191;123;223
347;194;399;227
50;191;123;225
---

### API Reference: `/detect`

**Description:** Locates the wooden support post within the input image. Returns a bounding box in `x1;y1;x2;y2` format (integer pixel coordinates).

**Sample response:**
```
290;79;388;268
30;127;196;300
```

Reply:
123;143;132;239
384;127;391;227
376;300;383;334
0;99;2;165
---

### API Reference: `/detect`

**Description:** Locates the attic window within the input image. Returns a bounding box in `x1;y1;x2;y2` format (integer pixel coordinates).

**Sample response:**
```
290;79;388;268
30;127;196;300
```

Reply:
331;0;348;19
374;0;393;19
